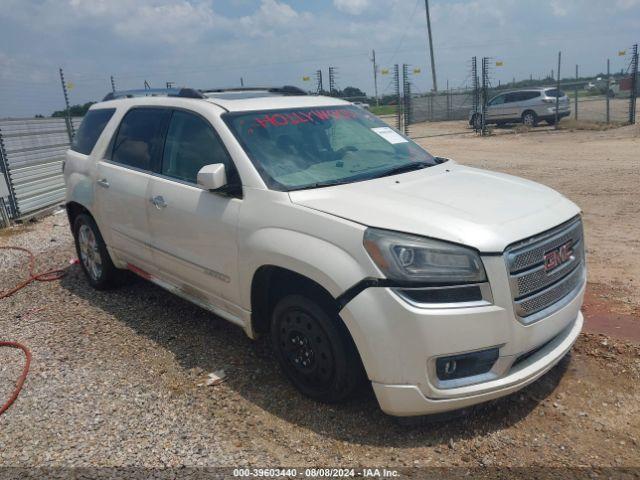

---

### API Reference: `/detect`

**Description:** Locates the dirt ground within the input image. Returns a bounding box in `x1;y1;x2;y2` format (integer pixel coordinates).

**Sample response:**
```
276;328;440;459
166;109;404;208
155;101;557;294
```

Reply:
1;124;640;474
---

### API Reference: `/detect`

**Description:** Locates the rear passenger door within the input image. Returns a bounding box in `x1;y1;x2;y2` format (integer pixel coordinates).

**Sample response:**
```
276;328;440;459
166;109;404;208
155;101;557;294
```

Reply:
501;92;523;120
146;109;242;315
96;107;171;272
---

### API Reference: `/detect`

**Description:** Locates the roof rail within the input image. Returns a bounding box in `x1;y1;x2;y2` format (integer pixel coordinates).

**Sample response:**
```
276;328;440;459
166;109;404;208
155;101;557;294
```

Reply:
202;85;308;96
102;87;205;101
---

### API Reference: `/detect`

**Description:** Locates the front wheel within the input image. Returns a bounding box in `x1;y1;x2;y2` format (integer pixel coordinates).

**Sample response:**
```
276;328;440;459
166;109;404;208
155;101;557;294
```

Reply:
73;214;120;289
271;294;364;403
471;113;482;129
522;111;538;127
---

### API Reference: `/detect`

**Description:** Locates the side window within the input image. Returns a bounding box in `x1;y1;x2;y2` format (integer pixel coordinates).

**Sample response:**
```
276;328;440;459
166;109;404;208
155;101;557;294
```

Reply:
71;108;115;155
161;110;236;184
524;91;541;100
111;108;170;171
505;92;523;103
489;95;505;106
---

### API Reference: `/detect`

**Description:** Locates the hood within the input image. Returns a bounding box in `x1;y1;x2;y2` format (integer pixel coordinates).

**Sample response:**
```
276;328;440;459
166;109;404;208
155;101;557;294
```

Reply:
289;162;580;252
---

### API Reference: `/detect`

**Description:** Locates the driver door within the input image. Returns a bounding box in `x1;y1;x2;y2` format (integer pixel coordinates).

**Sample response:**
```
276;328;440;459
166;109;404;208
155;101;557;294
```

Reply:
486;93;507;121
147;109;243;312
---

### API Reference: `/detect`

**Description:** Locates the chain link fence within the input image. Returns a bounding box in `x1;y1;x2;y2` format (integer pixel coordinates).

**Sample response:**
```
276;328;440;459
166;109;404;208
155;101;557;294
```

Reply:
401;46;638;136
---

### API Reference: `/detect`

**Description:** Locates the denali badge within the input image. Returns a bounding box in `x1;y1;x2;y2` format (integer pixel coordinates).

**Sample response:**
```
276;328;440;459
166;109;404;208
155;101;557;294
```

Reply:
543;241;573;272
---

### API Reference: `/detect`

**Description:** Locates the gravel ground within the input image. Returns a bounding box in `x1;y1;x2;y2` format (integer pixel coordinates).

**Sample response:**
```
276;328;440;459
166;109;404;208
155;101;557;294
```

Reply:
1;126;640;473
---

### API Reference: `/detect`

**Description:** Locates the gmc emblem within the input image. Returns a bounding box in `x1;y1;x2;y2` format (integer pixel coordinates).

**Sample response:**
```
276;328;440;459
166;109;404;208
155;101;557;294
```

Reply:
543;241;574;272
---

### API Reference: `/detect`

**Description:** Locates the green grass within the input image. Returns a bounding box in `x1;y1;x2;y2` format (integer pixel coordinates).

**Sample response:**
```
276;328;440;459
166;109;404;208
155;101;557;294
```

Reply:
370;105;397;116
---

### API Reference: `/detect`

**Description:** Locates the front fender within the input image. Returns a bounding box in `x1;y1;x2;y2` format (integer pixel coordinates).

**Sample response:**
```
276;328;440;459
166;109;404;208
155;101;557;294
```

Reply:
240;227;374;307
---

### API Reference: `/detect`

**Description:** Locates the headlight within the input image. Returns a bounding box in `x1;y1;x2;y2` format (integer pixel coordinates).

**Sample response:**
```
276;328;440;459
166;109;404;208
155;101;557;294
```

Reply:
363;228;487;284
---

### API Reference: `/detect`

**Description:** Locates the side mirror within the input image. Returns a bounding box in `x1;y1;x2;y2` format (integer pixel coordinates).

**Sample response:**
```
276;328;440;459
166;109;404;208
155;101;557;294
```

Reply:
197;164;227;191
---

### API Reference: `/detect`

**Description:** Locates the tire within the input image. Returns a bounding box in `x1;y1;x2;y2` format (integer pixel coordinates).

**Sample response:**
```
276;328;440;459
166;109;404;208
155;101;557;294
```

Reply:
545;117;557;126
471;113;482;129
270;294;365;403
73;213;120;289
522;110;538;127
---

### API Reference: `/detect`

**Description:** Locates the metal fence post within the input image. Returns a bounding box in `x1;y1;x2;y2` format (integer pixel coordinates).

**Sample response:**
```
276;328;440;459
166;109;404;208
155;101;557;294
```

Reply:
471;57;480;133
555;51;561;129
59;67;75;142
606;58;611;124
402;64;412;136
630;44;638;125
393;64;402;131
481;57;489;135
575;65;579;121
0;126;18;219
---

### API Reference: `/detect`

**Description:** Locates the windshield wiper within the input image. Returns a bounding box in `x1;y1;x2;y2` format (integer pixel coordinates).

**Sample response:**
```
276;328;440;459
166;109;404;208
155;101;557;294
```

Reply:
289;179;354;191
372;161;433;179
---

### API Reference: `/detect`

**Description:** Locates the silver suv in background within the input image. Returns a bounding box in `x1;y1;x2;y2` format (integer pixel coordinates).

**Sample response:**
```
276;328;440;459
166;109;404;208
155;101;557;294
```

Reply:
470;87;571;128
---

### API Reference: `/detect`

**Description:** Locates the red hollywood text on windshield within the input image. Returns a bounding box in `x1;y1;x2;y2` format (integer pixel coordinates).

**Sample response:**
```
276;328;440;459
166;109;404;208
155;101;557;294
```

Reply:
253;109;358;128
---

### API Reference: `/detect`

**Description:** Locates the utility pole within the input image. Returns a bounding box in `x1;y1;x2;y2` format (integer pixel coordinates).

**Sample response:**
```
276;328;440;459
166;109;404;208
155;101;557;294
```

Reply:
424;0;438;92
371;49;379;106
240;77;244;87
110;75;116;93
59;67;74;141
554;51;561;129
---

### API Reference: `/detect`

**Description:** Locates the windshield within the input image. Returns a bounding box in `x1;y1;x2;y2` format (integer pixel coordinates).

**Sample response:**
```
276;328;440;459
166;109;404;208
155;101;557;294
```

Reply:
223;105;436;191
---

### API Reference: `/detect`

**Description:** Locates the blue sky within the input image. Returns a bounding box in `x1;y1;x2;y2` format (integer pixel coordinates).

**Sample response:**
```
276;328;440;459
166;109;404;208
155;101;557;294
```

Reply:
1;0;639;117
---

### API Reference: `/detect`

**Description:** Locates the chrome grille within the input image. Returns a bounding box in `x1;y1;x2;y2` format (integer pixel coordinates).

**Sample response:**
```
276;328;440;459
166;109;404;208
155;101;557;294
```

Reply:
505;217;585;324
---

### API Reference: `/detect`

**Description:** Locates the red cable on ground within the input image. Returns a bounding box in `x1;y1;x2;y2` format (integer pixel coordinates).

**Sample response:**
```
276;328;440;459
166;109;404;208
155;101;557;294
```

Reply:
0;341;32;417
0;246;66;300
0;245;67;416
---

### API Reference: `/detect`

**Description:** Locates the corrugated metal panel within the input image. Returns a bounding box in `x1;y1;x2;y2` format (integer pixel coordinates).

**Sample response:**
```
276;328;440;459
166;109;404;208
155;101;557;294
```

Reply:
0;117;82;219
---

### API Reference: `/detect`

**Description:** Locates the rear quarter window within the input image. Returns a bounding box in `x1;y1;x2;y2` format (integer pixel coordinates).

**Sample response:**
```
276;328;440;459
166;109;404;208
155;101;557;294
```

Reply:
522;91;541;100
70;108;116;155
545;89;565;98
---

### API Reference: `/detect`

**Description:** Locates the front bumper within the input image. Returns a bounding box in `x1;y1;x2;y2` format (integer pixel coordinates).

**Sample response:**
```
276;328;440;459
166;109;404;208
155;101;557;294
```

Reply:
339;255;585;416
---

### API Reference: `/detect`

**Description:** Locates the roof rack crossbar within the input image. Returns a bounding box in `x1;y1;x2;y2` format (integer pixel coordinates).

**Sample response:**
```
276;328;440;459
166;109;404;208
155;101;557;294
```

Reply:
201;85;308;96
102;87;205;101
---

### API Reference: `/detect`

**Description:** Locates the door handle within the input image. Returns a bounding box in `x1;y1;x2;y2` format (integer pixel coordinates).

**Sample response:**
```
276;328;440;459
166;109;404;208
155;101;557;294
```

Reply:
150;195;167;209
96;178;110;188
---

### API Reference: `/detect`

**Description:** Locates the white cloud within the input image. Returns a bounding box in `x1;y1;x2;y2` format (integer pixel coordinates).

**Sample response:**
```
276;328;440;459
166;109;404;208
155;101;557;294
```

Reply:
550;0;569;16
333;0;370;15
615;0;640;8
241;0;298;26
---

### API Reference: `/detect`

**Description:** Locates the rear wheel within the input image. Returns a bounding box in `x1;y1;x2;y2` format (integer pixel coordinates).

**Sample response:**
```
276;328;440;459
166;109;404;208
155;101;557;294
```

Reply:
522;110;538;127
73;214;120;289
271;294;364;403
545;117;557;126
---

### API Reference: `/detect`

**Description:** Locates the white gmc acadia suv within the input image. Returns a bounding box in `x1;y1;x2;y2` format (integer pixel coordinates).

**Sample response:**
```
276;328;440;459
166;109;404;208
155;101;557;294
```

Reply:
64;86;586;417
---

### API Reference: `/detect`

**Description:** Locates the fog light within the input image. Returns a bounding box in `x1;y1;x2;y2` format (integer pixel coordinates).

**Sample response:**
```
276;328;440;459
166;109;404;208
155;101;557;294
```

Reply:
435;347;499;381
